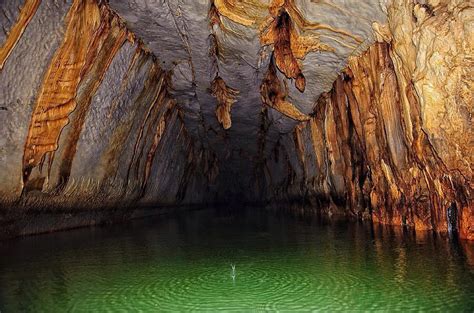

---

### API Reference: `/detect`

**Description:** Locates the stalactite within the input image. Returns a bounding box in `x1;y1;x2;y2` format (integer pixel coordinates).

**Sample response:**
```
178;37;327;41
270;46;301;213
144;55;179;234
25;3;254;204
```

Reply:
260;57;309;121
260;8;334;92
208;1;239;130
210;76;239;130
261;10;305;92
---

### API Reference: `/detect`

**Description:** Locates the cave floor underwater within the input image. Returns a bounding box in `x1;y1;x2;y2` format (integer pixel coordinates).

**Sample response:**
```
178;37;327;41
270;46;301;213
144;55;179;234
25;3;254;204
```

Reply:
0;206;473;312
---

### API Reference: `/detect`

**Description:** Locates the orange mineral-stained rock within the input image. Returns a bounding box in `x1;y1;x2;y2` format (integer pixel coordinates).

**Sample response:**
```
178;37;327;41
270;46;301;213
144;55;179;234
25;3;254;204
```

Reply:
210;76;239;130
213;0;268;27
260;8;333;92
22;0;101;183
0;0;41;70
260;58;309;121
283;40;472;239
50;6;129;189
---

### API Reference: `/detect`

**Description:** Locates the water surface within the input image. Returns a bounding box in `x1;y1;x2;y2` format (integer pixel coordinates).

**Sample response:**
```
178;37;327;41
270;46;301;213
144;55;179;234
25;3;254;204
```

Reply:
1;207;473;312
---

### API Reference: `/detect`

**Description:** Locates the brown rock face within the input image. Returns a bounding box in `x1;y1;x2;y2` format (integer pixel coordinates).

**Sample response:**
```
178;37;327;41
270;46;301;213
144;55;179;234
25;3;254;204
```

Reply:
281;41;473;240
260;0;472;240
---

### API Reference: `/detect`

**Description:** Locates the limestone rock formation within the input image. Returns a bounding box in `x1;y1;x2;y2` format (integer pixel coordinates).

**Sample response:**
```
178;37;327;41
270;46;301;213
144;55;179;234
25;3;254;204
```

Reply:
0;0;472;239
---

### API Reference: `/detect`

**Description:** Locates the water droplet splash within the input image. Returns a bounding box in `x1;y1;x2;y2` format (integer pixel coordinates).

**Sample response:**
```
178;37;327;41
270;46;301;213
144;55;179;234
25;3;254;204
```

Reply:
230;263;236;280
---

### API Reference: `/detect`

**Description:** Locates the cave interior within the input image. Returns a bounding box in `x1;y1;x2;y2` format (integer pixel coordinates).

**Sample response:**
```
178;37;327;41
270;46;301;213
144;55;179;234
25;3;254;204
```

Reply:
0;0;472;241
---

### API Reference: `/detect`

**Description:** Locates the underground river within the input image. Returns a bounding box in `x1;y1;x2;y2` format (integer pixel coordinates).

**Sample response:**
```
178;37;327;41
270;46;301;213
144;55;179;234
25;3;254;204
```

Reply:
1;207;473;312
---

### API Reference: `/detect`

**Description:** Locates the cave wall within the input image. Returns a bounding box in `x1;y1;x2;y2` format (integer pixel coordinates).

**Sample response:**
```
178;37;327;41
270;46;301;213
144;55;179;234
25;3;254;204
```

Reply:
0;0;217;234
0;0;472;240
264;0;473;240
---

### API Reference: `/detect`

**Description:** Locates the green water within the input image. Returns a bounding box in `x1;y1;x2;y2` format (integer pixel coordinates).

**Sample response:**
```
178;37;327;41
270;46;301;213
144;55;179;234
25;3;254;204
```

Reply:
1;207;473;312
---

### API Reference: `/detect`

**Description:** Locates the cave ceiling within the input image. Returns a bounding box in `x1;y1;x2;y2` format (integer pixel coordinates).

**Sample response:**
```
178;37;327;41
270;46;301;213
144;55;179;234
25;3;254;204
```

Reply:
108;0;388;175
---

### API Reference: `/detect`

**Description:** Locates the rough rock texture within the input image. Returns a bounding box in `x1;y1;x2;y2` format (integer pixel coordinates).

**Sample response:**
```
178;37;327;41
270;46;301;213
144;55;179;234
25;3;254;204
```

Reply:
108;0;386;200
0;0;472;239
0;0;40;69
0;0;217;237
268;42;473;239
265;0;473;240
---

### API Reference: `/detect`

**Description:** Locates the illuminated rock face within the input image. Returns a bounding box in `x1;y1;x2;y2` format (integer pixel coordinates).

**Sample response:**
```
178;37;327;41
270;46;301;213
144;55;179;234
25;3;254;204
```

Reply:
269;42;473;240
0;0;472;239
0;0;216;214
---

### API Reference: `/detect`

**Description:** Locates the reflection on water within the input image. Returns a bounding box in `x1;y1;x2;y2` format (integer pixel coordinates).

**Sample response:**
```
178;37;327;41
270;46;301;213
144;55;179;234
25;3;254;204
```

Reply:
0;206;473;312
